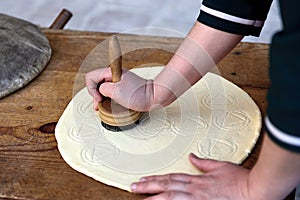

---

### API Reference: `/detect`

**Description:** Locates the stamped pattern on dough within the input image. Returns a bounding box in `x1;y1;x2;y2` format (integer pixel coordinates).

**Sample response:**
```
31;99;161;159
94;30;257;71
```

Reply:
131;112;171;139
198;135;238;159
202;92;237;109
170;115;208;136
81;142;120;165
68;126;81;142
69;121;104;142
213;111;250;132
75;99;95;118
81;147;104;166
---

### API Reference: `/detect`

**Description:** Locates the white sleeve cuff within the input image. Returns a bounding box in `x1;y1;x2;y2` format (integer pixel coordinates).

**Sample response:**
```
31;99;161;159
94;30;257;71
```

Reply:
265;116;300;147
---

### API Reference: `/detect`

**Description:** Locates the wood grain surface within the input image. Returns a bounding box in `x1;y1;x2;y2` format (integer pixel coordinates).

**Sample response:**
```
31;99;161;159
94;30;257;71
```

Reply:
0;29;295;199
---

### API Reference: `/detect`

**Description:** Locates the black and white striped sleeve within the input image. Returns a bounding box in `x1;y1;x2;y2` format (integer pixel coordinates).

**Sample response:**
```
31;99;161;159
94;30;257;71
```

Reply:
266;117;300;152
197;0;273;36
265;0;300;153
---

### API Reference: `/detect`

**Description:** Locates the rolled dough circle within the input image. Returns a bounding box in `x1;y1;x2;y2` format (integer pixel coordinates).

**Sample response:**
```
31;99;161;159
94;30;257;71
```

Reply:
55;66;261;191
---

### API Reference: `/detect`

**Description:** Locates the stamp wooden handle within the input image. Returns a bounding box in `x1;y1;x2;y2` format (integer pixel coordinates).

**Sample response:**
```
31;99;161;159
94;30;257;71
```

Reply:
109;35;122;83
98;35;142;130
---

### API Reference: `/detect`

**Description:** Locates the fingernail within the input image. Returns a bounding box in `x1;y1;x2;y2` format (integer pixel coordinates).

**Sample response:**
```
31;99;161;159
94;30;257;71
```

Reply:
190;153;196;158
131;183;137;191
139;177;146;182
94;104;99;111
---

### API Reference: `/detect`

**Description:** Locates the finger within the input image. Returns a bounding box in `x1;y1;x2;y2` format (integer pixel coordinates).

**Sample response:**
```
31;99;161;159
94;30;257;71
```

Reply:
131;180;190;194
93;93;101;111
85;68;112;97
144;191;192;200
139;173;197;184
86;68;112;84
189;153;227;173
86;68;112;110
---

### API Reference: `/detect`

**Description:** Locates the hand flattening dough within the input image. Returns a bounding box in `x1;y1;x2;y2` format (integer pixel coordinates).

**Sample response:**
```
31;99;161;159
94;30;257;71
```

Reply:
55;66;261;191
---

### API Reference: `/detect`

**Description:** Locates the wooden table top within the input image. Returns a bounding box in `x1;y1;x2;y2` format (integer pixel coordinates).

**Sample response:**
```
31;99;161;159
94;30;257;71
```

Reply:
0;29;294;199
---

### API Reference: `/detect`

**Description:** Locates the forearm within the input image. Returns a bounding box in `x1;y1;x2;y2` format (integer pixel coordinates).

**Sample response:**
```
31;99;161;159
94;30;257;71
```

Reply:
152;21;243;107
249;134;300;199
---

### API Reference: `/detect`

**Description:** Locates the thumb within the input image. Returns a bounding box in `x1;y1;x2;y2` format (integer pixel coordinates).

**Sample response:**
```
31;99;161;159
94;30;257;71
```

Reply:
189;153;227;173
99;82;115;99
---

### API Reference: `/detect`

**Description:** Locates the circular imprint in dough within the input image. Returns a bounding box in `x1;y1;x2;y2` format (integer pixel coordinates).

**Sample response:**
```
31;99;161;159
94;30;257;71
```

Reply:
133;110;171;139
213;111;250;132
170;115;208;136
74;97;95;118
55;66;261;192
81;142;120;166
198;135;238;160
81;147;103;166
202;92;237;109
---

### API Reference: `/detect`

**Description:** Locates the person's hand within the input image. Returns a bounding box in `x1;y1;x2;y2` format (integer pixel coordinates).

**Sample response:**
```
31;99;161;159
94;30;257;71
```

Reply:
131;153;256;200
85;67;155;112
